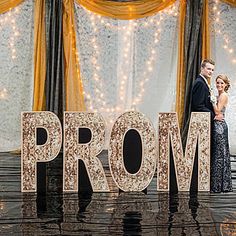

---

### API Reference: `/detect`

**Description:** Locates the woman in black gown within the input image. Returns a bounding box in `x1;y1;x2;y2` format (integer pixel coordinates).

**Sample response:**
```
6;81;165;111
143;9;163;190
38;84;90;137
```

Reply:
211;74;233;193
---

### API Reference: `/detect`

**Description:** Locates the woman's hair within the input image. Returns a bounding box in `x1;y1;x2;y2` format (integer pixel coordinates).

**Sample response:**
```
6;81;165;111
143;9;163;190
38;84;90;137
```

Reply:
216;74;230;92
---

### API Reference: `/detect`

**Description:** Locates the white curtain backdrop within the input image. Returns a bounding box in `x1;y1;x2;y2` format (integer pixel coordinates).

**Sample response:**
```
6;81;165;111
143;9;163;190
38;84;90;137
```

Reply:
74;1;179;144
0;0;34;152
209;0;236;154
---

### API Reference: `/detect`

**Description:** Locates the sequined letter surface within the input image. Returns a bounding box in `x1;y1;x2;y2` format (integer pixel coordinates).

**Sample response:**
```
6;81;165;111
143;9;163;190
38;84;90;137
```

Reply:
109;111;156;191
63;112;109;192
158;112;210;191
21;112;62;192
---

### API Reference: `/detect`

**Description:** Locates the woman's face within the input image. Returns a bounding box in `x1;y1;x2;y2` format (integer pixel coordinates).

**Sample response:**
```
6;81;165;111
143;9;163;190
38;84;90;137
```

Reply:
216;78;226;93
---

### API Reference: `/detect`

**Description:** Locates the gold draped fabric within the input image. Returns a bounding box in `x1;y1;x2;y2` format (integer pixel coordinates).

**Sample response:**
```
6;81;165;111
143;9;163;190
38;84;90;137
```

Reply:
75;0;176;20
202;0;210;61
63;0;85;111
0;0;24;13
175;0;186;127
33;0;46;111
221;0;236;6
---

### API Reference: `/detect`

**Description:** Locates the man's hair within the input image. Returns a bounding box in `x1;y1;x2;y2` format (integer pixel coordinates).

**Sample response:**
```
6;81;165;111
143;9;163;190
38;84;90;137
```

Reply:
201;59;215;68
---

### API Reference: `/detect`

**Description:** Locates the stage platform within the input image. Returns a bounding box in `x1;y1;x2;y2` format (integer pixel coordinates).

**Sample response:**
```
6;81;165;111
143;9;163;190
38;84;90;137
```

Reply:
0;152;236;235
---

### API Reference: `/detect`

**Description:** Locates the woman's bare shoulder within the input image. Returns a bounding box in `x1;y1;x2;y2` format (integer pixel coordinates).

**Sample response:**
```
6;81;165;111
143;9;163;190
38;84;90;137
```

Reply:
219;92;229;105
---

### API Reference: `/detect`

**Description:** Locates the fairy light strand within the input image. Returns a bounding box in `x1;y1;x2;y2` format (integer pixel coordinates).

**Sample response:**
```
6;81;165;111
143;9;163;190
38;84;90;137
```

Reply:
77;3;178;124
0;6;20;100
213;0;236;66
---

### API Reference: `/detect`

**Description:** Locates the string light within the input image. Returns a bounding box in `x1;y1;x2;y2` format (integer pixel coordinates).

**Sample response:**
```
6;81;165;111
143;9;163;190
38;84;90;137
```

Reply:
83;13;109;112
0;6;20;60
0;7;20;101
76;2;178;124
0;88;8;100
213;0;236;67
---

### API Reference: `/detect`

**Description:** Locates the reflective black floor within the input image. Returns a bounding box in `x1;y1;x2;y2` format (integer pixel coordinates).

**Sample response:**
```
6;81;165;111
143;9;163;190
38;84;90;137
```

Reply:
0;152;236;235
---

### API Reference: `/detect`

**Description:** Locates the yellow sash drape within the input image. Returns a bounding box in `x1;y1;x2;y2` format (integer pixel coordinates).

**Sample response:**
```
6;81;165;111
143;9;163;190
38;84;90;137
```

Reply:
33;0;46;111
202;0;210;61
0;0;24;14
175;0;186;127
63;0;85;111
221;0;236;6
75;0;176;20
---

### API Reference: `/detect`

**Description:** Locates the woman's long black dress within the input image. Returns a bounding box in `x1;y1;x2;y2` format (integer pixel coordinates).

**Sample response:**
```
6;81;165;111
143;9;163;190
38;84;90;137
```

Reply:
211;107;233;193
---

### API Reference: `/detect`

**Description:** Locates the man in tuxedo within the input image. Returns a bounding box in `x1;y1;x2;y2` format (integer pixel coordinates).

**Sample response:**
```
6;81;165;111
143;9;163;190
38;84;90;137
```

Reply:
190;59;222;192
191;59;215;121
191;59;223;121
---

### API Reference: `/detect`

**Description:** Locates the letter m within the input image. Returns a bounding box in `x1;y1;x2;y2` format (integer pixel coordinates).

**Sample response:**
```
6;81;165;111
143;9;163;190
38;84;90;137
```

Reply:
157;112;210;191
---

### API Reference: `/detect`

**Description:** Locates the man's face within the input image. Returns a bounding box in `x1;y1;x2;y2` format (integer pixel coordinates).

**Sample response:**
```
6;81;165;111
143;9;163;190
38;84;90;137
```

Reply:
201;62;215;79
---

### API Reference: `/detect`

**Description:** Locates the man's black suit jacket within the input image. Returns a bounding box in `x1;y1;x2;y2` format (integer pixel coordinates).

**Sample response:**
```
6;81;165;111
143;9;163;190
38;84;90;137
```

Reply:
191;75;215;122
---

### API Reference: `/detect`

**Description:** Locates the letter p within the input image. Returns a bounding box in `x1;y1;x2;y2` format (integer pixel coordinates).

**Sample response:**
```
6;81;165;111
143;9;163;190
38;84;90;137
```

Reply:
21;112;62;192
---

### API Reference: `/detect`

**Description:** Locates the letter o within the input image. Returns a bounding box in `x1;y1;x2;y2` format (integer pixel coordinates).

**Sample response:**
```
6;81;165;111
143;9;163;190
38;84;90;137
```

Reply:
108;111;157;191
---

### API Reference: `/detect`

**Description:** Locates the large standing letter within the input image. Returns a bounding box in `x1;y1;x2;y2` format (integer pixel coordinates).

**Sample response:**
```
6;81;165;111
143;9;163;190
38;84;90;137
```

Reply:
158;112;210;191
109;111;156;191
63;112;109;192
21;112;62;192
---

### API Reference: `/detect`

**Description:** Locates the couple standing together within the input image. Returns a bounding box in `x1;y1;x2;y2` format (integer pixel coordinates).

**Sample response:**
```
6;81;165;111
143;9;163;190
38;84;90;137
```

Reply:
191;59;233;193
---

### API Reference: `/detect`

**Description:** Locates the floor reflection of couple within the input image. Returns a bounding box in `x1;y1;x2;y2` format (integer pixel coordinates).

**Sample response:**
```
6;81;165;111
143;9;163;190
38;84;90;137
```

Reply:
191;59;232;193
76;192;204;235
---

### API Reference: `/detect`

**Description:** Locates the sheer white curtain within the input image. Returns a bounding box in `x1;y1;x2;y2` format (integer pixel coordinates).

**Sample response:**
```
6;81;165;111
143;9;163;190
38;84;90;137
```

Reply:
209;0;236;154
0;0;34;152
74;1;179;144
